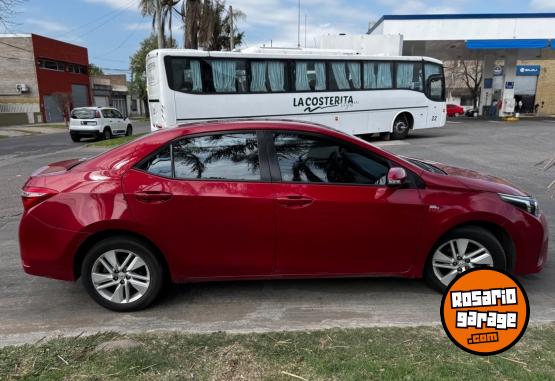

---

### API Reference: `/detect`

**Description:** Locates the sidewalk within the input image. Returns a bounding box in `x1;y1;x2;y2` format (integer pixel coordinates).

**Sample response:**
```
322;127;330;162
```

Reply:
0;123;67;137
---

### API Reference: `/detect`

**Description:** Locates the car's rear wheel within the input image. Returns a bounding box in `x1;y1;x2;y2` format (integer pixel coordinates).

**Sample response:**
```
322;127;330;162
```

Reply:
125;125;133;137
70;134;80;142
424;226;507;292
81;237;164;311
103;127;112;140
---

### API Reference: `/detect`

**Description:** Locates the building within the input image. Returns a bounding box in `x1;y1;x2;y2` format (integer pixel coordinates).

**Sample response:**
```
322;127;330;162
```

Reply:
91;74;147;118
366;13;555;116
0;33;91;125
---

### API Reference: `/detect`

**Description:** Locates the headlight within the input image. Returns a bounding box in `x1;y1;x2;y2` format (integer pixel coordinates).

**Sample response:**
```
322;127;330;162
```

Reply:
499;194;539;217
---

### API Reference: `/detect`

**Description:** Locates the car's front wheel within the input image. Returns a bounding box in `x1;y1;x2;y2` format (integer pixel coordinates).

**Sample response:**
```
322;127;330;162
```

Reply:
125;125;133;137
424;226;507;292
81;236;164;311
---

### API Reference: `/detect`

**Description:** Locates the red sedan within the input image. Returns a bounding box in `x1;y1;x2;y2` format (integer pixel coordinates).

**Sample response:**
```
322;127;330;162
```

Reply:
19;121;548;311
447;104;465;117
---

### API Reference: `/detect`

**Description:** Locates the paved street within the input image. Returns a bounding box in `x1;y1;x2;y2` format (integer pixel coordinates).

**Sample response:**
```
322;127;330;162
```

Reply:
0;119;553;347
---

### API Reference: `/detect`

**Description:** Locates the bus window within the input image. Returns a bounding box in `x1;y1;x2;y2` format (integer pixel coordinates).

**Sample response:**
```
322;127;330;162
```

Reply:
396;62;423;91
329;62;351;90
208;60;248;93
294;61;326;92
425;63;445;101
250;61;268;92
268;61;286;92
363;62;393;89
167;58;203;93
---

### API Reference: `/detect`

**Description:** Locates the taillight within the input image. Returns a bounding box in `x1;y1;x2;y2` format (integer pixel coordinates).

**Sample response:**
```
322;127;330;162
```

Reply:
21;187;58;212
95;110;101;118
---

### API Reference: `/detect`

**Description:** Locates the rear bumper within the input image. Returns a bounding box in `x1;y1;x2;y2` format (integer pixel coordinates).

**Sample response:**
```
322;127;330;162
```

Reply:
19;212;86;281
70;129;102;138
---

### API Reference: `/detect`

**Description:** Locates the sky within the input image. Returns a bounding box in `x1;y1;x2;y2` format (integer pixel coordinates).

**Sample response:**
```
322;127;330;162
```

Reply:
3;0;555;74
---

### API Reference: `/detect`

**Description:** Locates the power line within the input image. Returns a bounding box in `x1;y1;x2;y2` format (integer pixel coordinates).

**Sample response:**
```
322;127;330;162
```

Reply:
64;0;134;36
74;0;137;39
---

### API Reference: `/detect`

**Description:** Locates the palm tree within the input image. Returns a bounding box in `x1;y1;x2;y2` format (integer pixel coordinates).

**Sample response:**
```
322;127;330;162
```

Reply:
139;0;180;48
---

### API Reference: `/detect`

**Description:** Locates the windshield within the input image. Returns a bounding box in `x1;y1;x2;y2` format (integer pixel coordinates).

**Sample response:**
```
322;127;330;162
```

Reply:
71;109;96;119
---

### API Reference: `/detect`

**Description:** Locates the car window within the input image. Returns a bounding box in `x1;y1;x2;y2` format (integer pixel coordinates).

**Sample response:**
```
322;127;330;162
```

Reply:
173;133;261;181
137;145;172;177
273;133;389;185
71;109;96;119
101;109;111;118
112;109;123;119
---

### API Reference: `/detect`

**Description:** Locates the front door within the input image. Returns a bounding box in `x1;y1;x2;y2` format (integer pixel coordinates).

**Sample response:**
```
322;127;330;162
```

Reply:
269;131;426;276
122;131;275;280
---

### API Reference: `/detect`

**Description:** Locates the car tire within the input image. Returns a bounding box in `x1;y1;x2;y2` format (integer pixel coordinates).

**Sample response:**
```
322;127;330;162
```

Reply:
70;134;80;142
81;236;165;312
125;125;133;137
103;127;112;140
424;226;507;292
391;115;410;140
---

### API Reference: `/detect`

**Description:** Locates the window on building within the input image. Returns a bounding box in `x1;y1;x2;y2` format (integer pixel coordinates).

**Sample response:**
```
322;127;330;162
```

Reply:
173;133;261;181
273;133;389;185
131;99;138;112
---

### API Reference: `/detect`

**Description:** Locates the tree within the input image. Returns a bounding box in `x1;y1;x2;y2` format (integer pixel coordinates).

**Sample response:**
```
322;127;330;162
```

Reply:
445;59;483;109
180;0;244;50
88;63;104;76
0;0;26;29
139;0;179;48
129;34;177;116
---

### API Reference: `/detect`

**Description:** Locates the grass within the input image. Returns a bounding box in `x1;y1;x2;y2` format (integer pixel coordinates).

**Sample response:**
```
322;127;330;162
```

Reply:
1;324;554;380
88;133;147;148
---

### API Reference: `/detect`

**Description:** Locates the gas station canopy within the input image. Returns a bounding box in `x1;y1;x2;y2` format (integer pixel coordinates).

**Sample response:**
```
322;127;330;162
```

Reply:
367;13;555;116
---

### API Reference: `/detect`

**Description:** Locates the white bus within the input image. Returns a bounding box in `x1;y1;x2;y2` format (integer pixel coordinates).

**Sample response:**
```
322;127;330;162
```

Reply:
146;47;446;139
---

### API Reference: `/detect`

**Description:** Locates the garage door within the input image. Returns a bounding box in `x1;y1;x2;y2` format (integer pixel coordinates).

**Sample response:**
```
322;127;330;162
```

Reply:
72;85;89;107
94;96;109;107
515;76;537;96
43;95;63;123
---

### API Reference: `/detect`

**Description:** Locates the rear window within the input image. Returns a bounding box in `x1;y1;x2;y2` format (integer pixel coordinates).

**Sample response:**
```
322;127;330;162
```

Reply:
71;109;97;119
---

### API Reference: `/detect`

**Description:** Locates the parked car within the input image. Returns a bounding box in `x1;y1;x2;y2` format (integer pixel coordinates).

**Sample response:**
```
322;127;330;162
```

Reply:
19;121;548;311
69;107;132;142
466;108;479;117
446;104;464;117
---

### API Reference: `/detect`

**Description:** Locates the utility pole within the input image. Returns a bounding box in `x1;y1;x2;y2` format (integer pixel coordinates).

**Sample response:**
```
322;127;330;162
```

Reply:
155;0;164;49
304;14;307;48
297;0;301;48
229;5;234;51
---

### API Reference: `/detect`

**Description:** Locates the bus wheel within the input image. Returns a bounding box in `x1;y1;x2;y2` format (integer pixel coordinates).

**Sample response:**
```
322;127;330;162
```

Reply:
391;115;410;140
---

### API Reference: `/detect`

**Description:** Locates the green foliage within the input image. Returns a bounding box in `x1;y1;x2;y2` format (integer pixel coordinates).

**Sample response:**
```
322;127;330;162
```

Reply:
88;63;104;76
129;34;177;105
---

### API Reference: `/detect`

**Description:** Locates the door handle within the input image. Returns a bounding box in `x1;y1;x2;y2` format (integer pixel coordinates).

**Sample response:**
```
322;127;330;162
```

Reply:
277;195;314;208
134;191;173;203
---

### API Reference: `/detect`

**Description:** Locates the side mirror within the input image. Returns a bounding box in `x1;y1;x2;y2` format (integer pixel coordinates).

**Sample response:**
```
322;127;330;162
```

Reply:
387;167;407;187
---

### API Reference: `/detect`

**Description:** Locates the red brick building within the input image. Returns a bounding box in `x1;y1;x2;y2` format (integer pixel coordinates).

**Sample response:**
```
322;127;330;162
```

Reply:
0;34;91;125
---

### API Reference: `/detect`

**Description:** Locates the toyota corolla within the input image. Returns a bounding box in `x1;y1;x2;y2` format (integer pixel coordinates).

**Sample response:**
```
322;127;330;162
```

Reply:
19;121;548;311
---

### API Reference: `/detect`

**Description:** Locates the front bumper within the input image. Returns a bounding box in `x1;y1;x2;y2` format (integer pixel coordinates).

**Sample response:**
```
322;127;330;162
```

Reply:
514;212;549;275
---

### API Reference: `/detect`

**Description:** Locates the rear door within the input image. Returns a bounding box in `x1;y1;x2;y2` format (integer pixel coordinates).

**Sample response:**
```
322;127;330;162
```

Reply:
267;131;426;275
111;109;126;134
122;131;275;280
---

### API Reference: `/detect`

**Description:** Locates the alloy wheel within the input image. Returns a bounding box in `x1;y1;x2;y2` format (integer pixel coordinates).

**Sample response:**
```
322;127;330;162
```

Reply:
394;120;408;134
91;249;151;304
432;238;494;286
